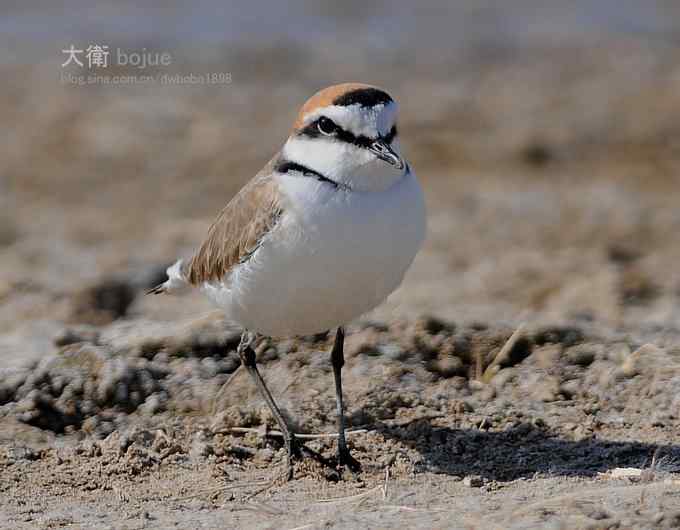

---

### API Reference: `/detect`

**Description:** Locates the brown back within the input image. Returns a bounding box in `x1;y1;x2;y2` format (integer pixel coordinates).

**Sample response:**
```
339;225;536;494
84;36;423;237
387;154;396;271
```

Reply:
184;159;283;285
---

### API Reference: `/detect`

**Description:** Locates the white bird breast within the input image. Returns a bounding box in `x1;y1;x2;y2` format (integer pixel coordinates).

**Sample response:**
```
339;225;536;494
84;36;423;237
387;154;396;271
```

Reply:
202;169;426;337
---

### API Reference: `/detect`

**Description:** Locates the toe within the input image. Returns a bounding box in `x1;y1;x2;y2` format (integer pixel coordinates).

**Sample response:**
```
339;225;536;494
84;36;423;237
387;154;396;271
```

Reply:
338;448;362;473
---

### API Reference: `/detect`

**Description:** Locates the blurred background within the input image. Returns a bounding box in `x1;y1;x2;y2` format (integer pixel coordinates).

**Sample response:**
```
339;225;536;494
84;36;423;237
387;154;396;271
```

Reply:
3;0;680;367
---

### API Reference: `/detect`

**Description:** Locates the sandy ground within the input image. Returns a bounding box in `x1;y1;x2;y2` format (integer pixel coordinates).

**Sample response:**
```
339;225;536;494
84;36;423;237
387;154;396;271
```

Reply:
2;318;680;529
3;5;680;528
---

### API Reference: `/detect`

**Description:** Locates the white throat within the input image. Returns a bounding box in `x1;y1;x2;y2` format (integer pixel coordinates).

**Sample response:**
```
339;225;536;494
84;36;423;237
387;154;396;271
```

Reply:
282;136;407;192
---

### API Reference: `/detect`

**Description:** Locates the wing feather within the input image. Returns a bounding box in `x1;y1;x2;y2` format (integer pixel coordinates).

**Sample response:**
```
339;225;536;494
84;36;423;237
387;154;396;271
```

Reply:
184;160;283;285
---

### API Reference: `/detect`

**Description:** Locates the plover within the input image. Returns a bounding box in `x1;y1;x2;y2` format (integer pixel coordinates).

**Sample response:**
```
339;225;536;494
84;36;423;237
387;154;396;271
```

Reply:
149;83;426;478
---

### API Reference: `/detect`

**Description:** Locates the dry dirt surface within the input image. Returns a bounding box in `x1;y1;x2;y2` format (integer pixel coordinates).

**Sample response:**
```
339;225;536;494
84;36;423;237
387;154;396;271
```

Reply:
2;316;680;529
3;3;680;528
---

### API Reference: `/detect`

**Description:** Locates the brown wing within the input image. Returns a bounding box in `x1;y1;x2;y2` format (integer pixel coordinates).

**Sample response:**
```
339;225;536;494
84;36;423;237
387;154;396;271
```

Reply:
184;160;283;285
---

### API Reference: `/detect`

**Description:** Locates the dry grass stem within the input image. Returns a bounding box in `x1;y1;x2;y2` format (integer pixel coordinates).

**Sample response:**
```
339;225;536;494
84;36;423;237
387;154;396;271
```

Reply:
217;427;369;440
482;323;526;383
316;485;385;505
210;365;243;415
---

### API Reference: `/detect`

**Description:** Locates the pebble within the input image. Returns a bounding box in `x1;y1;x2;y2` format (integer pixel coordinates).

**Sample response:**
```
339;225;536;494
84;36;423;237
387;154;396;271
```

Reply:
253;448;275;464
227;445;256;459
490;368;516;390
619;343;664;379
587;508;610;520
606;467;642;480
433;356;465;378
420;315;454;335
6;446;40;462
463;475;483;488
468;380;486;391
139;393;165;415
566;345;596;366
70;278;137;325
559;380;580;399
54;326;101;347
379;453;396;467
377;343;406;361
189;432;213;461
532;376;560;402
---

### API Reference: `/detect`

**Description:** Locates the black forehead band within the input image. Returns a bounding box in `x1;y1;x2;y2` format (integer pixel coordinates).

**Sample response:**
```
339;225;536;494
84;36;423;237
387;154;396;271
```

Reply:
298;119;397;148
332;88;393;107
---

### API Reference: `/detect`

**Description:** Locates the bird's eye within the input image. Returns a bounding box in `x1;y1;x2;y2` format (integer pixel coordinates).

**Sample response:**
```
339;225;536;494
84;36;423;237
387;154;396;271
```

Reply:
317;117;338;136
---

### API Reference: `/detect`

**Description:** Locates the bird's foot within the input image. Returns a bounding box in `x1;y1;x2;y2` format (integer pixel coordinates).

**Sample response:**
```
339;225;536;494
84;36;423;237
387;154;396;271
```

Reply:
281;435;337;481
276;434;362;481
282;435;302;481
336;446;362;477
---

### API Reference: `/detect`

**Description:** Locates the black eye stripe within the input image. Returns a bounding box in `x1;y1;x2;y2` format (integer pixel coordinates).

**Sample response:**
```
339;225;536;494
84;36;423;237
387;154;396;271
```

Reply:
299;119;398;148
335;126;371;148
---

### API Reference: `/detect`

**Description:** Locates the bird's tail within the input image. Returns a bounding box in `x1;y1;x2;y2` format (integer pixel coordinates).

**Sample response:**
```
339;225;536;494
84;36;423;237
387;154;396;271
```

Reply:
145;259;190;296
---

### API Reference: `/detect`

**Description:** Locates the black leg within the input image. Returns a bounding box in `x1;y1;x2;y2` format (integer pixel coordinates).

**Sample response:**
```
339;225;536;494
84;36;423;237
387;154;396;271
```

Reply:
237;331;298;480
330;327;361;472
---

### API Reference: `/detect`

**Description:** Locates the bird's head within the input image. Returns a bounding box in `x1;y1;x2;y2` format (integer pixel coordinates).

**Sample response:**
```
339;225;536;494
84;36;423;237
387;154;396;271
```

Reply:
282;83;406;192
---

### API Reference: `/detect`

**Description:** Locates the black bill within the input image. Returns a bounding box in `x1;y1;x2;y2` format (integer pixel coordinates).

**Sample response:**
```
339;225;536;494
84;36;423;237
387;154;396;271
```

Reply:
369;139;404;170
